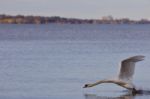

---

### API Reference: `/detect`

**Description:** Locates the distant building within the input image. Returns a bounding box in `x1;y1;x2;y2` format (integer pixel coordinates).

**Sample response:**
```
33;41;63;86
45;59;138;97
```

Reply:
102;15;114;21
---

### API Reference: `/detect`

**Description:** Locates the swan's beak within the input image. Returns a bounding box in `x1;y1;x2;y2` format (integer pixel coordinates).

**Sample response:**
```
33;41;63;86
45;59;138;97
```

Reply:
83;84;88;88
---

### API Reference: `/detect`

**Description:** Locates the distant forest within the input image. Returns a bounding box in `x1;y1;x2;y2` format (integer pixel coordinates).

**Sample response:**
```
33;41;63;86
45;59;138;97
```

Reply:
0;14;150;24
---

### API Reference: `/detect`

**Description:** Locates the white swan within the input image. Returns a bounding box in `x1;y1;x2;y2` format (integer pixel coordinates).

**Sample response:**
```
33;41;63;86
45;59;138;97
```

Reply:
83;55;145;93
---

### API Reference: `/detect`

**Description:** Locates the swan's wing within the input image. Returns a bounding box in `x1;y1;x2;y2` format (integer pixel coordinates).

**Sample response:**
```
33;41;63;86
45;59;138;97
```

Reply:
118;55;145;81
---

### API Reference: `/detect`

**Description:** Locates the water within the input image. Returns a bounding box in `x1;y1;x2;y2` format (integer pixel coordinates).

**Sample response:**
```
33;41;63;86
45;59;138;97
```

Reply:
0;24;150;99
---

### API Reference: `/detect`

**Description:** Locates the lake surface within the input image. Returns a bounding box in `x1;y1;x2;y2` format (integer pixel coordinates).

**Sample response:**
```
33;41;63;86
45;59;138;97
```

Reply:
0;24;150;99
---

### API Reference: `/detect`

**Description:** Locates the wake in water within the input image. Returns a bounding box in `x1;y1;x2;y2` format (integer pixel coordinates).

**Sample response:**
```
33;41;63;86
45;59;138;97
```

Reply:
125;89;150;95
84;89;150;99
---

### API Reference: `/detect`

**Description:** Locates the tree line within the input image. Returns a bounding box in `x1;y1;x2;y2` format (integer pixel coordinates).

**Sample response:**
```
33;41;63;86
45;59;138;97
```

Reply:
0;14;150;24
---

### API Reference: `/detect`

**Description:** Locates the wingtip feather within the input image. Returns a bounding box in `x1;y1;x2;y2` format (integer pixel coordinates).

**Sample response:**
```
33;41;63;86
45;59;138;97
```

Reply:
127;55;145;62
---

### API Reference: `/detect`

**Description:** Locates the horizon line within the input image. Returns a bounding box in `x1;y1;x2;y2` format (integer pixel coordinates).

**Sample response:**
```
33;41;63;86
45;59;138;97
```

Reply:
1;13;149;21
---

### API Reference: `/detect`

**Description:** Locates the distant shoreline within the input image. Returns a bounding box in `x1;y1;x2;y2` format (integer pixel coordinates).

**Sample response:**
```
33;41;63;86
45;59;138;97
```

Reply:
0;14;150;24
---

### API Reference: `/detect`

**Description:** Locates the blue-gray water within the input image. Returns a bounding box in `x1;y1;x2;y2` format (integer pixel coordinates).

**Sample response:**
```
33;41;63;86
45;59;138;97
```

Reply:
0;24;150;99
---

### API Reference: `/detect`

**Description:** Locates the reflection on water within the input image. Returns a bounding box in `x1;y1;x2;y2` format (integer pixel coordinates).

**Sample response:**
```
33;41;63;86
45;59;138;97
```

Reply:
85;93;134;99
84;90;150;99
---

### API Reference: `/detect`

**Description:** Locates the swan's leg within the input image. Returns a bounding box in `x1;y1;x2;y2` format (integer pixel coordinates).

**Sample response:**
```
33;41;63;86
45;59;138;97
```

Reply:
132;88;137;94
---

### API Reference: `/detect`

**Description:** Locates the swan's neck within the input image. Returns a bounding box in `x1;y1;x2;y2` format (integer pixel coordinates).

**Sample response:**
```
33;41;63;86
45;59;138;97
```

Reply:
87;79;136;91
89;79;114;87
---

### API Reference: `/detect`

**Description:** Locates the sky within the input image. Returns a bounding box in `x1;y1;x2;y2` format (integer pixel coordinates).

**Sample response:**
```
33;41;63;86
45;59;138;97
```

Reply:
0;0;150;20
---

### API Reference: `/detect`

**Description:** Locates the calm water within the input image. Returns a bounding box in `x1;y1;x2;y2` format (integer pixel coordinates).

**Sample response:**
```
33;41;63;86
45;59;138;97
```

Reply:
0;24;150;99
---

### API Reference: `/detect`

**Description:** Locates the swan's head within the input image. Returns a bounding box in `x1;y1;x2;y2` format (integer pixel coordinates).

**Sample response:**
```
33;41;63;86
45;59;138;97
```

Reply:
83;84;92;88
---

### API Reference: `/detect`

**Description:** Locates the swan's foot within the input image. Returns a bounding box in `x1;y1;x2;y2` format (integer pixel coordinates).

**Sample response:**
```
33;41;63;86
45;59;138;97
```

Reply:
132;88;137;95
132;88;143;95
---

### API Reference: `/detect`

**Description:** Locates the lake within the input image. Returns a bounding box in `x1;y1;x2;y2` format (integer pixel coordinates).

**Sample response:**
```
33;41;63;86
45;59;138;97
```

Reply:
0;24;150;99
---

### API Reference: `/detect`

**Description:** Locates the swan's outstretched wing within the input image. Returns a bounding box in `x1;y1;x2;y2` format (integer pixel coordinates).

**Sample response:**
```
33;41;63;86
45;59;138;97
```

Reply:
118;55;145;81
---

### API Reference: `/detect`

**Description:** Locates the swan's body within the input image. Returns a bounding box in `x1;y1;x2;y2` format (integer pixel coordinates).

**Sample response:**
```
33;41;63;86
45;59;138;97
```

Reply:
83;55;145;93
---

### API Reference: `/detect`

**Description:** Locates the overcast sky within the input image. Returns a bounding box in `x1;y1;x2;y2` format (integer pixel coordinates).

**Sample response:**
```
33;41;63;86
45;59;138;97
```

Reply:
0;0;150;20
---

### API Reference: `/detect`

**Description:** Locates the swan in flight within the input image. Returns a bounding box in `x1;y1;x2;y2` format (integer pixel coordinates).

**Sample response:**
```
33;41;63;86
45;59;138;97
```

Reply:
83;55;145;94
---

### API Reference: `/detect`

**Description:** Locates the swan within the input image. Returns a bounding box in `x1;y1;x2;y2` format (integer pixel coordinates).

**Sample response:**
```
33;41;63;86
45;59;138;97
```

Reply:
83;55;145;94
